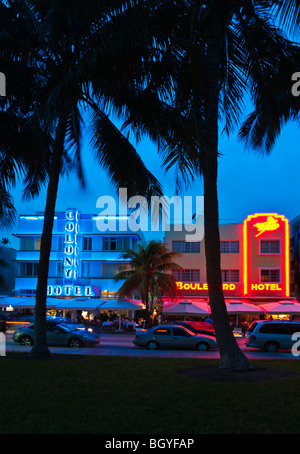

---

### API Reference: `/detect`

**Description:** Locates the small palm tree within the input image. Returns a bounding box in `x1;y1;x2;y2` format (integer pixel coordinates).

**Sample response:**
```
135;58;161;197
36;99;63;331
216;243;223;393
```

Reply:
116;240;182;325
0;238;10;246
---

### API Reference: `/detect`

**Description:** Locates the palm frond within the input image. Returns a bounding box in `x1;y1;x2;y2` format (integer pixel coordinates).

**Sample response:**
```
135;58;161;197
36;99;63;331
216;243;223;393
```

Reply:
87;103;163;202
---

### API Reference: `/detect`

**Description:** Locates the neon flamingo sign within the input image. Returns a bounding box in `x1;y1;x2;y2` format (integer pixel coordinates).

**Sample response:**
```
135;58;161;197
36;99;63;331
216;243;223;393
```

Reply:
253;216;280;237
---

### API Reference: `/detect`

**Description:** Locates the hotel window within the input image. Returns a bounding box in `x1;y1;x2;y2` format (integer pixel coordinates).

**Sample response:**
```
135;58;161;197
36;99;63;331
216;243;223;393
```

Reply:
220;241;239;253
57;236;64;251
20;237;41;251
172;241;200;253
221;270;240;282
19;262;39;276
260;269;281;283
260;239;281;254
172;269;200;282
103;237;130;251
81;262;92;277
83;237;93;251
116;263;131;274
102;262;116;277
57;262;64;277
19;289;36;296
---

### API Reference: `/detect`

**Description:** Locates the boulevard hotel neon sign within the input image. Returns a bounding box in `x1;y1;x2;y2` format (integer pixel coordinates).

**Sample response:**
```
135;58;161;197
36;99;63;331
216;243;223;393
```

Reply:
176;213;290;297
176;282;237;291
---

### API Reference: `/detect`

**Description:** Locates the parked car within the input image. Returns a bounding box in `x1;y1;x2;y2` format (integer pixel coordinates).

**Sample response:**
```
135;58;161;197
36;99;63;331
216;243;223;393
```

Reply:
170;320;215;336
13;323;100;348
133;324;218;351
245;320;300;352
42;316;94;332
0;313;14;322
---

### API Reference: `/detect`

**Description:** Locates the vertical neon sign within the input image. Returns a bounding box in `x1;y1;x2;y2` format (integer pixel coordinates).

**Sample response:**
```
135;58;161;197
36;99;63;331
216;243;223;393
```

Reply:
63;209;80;285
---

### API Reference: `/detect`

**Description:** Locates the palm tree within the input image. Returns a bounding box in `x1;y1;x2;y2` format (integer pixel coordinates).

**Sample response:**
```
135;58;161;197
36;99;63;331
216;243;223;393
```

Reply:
121;0;300;369
0;1;52;229
116;240;182;325
1;0;164;358
238;3;300;152
0;259;8;292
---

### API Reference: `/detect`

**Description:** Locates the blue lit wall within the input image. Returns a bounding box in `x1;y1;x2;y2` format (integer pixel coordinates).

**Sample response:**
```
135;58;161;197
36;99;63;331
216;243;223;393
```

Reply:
14;210;143;297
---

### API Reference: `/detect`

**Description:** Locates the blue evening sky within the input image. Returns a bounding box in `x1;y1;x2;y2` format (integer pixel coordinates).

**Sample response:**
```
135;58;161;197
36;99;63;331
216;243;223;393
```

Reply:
2;116;300;249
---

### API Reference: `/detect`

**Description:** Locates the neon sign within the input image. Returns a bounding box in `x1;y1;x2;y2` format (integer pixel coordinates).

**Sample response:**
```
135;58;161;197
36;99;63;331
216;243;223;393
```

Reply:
250;284;282;291
176;282;236;291
64;209;80;283
243;213;290;297
253;216;280;237
47;285;96;297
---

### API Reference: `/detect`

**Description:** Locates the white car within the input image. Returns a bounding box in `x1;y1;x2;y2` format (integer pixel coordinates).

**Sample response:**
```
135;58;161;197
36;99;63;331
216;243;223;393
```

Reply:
133;324;218;351
245;320;300;352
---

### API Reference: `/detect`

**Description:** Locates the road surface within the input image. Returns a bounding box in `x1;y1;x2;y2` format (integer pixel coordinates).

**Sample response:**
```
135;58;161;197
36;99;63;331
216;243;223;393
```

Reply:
3;331;298;359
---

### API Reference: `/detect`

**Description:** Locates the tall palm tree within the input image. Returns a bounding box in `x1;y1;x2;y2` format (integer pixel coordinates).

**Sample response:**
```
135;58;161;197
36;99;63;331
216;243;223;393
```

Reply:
116;240;181;325
1;0;164;358
122;0;300;369
0;1;52;229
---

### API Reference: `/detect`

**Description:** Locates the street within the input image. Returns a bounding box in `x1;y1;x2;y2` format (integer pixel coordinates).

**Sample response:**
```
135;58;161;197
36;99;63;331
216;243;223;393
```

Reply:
3;331;298;359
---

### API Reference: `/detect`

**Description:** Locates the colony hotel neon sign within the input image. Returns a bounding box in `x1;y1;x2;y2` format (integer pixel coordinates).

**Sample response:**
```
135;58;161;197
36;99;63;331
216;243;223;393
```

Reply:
64;209;80;283
46;209;97;297
47;285;95;297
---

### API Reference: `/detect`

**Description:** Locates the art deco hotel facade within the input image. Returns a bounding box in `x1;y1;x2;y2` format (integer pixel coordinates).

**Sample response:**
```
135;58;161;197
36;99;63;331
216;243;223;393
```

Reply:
13;210;299;305
165;212;292;303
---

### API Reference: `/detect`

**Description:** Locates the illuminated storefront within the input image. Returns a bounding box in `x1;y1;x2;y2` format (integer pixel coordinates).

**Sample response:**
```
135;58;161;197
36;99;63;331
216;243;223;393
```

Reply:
165;212;292;303
14;210;142;299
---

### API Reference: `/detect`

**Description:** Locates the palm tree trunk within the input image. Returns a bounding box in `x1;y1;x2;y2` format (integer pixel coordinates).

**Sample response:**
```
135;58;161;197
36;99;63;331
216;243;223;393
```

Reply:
202;7;252;371
30;116;67;358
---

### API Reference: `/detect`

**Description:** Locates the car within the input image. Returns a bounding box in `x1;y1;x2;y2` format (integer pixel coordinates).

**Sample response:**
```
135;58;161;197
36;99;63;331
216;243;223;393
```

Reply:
245;320;300;352
18;315;72;324
13;322;100;348
19;315;94;332
42;316;95;332
0;313;14;322
133;324;218;351
170;320;215;336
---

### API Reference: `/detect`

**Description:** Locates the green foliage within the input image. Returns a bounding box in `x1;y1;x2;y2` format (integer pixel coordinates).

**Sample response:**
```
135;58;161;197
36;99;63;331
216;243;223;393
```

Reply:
116;240;182;321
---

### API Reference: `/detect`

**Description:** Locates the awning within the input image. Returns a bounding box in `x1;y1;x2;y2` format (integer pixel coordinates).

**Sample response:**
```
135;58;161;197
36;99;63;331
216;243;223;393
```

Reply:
260;300;300;315
225;301;264;314
55;298;106;311
99;298;144;311
8;297;58;309
0;296;18;307
163;300;211;317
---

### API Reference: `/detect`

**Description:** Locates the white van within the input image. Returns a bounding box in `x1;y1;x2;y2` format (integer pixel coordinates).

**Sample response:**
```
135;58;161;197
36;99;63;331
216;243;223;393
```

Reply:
245;320;300;352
